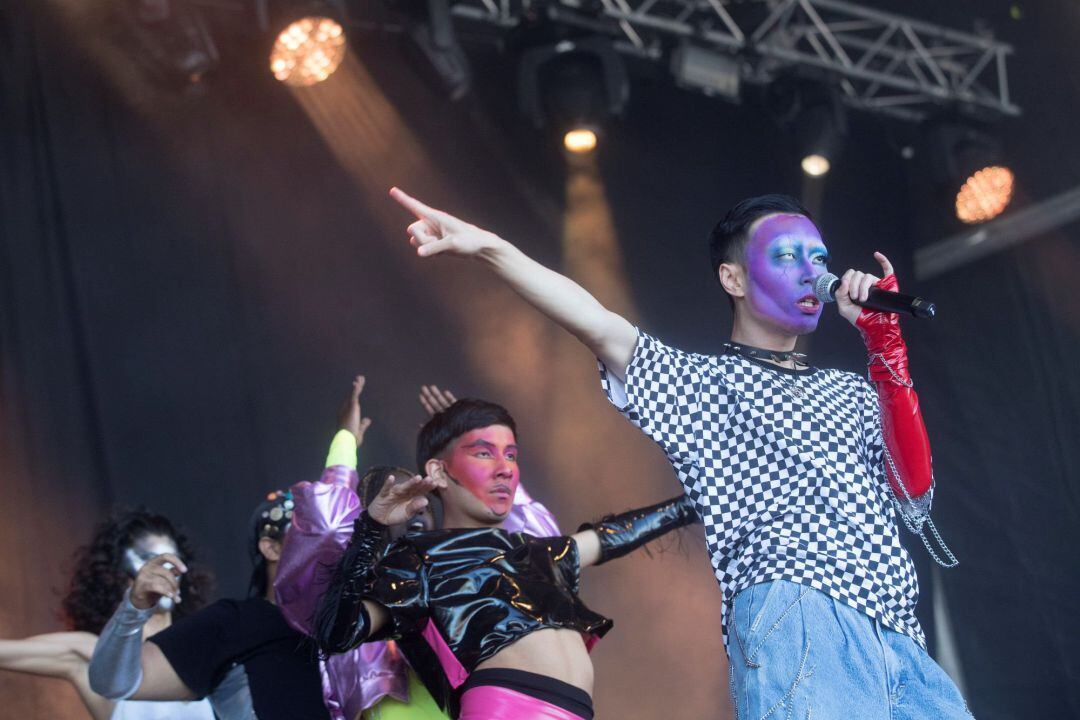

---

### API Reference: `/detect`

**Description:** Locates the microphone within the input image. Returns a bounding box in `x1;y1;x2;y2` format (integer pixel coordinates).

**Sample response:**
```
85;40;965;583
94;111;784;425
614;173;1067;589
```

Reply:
813;273;936;319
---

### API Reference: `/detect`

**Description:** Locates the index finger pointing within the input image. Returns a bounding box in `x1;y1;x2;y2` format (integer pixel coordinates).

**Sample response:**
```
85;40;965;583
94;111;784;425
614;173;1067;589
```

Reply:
390;187;443;223
874;251;894;278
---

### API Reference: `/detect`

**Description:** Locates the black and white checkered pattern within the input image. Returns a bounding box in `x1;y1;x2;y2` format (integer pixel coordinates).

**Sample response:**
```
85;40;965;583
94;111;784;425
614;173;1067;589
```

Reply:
600;331;928;648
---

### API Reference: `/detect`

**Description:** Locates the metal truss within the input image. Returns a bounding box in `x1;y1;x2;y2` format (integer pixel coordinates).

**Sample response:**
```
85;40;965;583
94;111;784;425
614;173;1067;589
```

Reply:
451;0;1019;121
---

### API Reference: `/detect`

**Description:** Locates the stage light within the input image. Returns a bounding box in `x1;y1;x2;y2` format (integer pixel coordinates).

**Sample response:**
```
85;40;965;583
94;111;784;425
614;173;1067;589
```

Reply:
801;154;830;177
564;128;598;154
270;16;347;86
956;166;1014;224
924;118;1014;225
519;37;629;152
796;100;844;177
766;77;846;177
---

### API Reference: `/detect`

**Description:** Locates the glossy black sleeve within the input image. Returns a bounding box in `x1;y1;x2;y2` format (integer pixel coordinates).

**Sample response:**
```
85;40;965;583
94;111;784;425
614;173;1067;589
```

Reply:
314;512;390;654
578;494;699;565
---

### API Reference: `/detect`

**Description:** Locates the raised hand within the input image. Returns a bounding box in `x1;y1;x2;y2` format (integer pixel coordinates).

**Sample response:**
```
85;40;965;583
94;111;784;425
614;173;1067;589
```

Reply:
390;187;503;259
419;385;458;416
366;474;447;527
338;375;373;448
130;554;187;610
835;251;895;326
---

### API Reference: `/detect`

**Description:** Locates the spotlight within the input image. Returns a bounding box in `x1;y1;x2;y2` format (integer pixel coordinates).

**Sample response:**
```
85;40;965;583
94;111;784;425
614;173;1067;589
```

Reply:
956;166;1014;224
766;78;846;177
269;16;347;86
797;101;844;177
564;128;598;154
924;119;1014;224
800;154;829;177
519;37;629;152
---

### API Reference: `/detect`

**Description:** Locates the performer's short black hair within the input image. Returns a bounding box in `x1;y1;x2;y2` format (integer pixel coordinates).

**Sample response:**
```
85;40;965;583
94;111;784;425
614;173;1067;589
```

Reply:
708;194;812;289
416;399;517;471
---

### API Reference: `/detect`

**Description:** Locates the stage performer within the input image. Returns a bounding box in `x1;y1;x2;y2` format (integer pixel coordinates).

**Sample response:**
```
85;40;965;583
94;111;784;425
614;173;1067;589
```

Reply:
314;397;699;720
387;188;969;719
0;509;214;720
275;376;560;720
89;491;330;720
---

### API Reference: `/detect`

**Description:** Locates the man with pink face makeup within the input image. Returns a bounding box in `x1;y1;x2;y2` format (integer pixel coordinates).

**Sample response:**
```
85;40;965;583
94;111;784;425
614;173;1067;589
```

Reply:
384;189;970;719
274;378;560;720
314;398;699;720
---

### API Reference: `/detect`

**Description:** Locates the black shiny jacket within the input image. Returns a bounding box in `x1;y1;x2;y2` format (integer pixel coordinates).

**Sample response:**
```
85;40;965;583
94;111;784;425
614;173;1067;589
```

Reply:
380;529;607;656
317;494;698;714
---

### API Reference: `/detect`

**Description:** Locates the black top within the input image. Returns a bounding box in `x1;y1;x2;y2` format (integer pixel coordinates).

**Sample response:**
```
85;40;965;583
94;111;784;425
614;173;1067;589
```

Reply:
365;529;613;711
149;597;328;720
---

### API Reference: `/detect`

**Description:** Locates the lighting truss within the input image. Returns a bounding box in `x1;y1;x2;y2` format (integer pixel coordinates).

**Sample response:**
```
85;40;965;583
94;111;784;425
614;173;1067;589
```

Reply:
450;0;1019;121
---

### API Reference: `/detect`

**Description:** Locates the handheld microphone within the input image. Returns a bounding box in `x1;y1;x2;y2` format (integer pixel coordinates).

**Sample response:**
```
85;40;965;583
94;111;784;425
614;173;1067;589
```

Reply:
813;273;936;319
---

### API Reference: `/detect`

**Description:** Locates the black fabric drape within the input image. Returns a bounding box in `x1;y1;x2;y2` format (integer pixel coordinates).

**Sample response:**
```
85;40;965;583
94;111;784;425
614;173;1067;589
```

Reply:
2;1;1078;718
908;235;1080;718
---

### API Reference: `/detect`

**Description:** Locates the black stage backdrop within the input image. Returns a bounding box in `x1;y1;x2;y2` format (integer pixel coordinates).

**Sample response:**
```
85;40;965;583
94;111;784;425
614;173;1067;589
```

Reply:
1;1;1077;718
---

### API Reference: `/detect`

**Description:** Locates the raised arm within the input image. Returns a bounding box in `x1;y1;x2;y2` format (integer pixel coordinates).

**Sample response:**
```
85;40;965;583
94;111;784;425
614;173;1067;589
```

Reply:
391;188;638;378
418;384;457;416
835;253;933;500
275;376;370;634
572;494;699;569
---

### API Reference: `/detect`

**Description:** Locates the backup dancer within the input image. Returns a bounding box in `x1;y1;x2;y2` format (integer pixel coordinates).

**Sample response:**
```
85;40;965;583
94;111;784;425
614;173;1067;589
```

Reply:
0;509;214;720
89;492;329;719
387;189;969;719
275;376;560;720
315;398;698;720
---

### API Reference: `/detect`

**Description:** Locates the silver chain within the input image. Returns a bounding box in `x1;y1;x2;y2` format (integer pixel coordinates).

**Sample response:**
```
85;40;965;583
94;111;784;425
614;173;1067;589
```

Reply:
882;442;958;568
868;353;913;388
782;372;807;399
869;356;958;569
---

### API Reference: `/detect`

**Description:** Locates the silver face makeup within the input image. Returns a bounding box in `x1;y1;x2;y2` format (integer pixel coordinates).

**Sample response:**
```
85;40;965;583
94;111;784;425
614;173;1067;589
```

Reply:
122;534;180;612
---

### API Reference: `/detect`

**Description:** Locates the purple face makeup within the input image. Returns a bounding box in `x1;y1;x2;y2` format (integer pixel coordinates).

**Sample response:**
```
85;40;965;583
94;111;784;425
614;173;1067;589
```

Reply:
744;214;830;335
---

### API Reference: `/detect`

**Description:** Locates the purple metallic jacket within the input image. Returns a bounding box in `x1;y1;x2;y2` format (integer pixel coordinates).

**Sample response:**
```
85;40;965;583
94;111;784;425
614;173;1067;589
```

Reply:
275;460;560;720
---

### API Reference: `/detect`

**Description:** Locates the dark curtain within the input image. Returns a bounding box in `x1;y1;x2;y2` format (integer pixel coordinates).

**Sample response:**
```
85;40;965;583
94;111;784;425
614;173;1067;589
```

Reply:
2;1;1077;718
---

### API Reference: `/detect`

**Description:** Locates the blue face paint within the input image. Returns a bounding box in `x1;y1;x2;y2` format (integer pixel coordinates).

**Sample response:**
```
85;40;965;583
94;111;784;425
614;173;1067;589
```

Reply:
745;214;830;335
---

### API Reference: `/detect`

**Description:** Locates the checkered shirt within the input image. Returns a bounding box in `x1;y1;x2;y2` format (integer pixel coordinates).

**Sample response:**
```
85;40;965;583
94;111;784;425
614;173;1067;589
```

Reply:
599;331;930;649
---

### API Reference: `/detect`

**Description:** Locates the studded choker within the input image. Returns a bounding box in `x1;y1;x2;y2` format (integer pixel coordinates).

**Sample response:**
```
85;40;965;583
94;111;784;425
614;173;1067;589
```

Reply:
723;342;809;367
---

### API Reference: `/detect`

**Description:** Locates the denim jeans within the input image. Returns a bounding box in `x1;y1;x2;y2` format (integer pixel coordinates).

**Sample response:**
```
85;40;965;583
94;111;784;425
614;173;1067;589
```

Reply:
727;580;972;720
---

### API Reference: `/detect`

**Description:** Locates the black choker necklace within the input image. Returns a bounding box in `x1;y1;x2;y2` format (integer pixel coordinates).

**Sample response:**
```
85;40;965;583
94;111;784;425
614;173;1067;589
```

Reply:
723;342;809;367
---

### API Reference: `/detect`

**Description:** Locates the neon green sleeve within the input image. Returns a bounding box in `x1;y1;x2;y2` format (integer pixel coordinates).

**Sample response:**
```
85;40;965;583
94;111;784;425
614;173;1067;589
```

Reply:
325;429;358;469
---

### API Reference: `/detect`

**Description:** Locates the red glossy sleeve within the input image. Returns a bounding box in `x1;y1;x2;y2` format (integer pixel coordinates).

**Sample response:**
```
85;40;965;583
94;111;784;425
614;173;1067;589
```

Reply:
856;274;933;499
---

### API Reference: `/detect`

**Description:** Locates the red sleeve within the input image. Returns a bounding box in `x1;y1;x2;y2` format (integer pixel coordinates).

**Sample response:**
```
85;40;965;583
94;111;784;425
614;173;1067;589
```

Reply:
856;274;933;499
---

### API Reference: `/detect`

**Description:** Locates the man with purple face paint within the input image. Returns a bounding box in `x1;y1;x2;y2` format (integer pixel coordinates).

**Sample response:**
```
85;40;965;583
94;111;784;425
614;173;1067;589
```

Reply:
385;189;969;719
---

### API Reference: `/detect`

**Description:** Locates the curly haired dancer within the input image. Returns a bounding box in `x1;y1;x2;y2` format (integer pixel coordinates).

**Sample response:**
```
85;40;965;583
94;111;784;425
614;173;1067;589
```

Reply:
0;510;214;720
